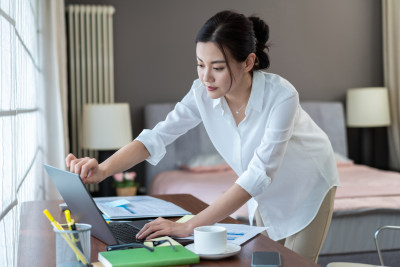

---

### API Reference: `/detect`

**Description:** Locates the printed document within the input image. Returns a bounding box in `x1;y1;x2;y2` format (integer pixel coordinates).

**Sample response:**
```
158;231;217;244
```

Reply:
216;223;266;245
94;195;191;219
176;222;266;245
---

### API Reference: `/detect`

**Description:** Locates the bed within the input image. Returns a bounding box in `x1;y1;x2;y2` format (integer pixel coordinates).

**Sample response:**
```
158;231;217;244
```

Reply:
143;101;400;263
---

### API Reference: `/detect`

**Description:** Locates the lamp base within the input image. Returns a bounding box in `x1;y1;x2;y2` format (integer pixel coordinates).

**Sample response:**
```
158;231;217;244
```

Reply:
348;127;389;170
94;150;117;197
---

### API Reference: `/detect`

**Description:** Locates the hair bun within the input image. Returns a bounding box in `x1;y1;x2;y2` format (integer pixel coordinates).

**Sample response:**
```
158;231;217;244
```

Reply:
248;16;270;69
248;16;269;49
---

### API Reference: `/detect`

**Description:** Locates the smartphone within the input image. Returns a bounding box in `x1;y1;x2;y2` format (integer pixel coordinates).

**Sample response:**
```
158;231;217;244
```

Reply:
251;251;281;267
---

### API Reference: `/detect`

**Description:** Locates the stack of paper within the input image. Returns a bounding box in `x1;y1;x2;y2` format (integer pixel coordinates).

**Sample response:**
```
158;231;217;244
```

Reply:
175;222;266;246
94;196;191;219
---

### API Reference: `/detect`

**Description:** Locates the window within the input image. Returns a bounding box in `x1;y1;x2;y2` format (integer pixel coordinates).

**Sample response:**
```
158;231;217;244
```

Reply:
0;0;45;265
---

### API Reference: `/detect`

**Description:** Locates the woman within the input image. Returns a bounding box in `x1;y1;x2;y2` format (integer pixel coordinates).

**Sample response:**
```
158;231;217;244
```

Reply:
66;10;339;262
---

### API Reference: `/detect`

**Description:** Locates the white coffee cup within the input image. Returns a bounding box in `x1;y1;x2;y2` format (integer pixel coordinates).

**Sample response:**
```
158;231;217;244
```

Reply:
194;225;227;254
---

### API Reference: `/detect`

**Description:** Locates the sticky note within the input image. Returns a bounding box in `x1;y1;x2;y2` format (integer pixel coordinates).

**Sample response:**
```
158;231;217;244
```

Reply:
176;215;195;223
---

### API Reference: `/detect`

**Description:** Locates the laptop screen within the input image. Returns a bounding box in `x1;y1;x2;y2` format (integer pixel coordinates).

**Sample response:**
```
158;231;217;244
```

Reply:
44;164;118;244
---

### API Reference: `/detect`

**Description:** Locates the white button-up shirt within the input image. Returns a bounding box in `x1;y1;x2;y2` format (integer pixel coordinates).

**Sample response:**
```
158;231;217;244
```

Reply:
136;71;340;240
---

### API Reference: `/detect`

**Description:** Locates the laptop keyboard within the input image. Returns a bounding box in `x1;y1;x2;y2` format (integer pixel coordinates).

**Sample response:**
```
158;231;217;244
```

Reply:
109;223;142;244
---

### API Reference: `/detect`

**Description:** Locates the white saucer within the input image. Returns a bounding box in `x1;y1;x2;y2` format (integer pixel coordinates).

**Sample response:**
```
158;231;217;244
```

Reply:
185;243;241;260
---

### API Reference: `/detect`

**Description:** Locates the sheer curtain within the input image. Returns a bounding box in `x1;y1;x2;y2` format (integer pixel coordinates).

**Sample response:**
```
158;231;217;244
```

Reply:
382;0;400;171
0;0;68;265
41;0;69;200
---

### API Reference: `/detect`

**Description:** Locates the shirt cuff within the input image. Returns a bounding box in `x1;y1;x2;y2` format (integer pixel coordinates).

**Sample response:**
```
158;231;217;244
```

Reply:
135;129;166;165
235;169;271;197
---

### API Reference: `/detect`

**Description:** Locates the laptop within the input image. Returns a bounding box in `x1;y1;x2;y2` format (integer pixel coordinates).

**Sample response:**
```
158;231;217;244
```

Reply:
44;164;153;245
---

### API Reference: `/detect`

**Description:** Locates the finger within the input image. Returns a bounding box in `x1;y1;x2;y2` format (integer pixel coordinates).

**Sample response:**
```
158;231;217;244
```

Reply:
144;219;174;240
73;157;90;175
137;220;164;239
136;221;156;239
80;158;97;179
65;153;77;168
81;176;89;185
141;226;164;240
136;220;153;237
87;170;93;180
136;227;147;238
145;229;168;240
69;158;86;173
69;158;80;173
80;172;94;184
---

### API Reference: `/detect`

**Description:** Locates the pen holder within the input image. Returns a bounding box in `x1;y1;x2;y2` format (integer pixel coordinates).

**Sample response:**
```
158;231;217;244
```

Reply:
53;223;92;267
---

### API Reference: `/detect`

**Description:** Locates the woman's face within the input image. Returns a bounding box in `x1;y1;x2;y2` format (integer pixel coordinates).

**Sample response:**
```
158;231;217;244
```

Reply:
196;42;246;99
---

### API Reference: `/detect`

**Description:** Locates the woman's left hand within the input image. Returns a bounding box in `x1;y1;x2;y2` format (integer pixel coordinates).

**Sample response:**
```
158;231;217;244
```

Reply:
136;217;193;240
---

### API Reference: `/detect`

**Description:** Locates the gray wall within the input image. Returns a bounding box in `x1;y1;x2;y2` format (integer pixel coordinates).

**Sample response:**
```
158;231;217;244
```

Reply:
65;0;384;184
66;0;383;137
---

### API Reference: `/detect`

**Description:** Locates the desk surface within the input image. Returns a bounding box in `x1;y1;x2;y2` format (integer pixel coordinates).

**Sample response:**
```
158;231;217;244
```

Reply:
18;194;319;267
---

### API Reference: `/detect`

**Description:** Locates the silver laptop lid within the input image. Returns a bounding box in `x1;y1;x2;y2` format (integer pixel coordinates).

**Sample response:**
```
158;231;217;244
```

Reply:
44;164;118;245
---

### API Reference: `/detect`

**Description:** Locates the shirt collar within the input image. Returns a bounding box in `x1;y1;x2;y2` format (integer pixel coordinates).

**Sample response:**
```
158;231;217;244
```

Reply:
212;97;225;116
247;71;265;113
212;70;265;113
213;97;221;109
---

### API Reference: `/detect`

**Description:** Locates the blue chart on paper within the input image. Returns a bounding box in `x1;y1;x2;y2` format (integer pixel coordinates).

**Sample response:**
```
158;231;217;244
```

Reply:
227;232;245;241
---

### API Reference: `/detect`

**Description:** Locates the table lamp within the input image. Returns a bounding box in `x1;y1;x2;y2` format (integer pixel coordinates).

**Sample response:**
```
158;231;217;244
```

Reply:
81;103;133;195
82;103;133;150
346;87;391;167
346;87;391;128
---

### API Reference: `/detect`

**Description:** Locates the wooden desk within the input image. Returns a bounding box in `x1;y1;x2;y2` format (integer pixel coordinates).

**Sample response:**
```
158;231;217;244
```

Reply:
18;194;319;266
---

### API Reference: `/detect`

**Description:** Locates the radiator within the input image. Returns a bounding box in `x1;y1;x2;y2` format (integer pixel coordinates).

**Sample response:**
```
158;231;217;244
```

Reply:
66;5;115;191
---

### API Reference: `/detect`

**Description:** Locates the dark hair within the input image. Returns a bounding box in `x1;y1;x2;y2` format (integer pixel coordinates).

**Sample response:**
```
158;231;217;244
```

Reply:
196;10;270;76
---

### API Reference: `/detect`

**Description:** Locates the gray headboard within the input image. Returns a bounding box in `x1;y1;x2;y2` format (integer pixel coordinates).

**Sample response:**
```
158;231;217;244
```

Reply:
143;101;347;189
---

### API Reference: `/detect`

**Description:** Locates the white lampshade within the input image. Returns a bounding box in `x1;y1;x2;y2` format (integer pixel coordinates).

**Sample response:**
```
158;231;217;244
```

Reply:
82;103;133;150
346;87;391;127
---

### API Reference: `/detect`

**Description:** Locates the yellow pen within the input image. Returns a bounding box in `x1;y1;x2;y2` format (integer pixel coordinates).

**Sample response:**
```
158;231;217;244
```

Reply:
64;210;75;240
43;209;89;266
65;210;84;258
64;210;73;229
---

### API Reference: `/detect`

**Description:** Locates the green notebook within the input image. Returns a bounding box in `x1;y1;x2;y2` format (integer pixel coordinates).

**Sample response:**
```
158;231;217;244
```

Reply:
98;246;200;267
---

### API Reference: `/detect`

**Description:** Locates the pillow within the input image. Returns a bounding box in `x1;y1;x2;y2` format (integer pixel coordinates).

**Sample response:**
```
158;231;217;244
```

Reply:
181;164;232;173
334;152;354;166
179;153;232;173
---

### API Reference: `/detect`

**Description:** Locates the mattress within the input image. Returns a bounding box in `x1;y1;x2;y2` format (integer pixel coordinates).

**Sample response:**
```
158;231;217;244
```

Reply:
321;162;400;254
149;162;400;254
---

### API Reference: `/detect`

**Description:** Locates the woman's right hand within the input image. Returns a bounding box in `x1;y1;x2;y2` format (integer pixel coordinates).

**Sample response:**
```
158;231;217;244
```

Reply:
65;153;105;184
